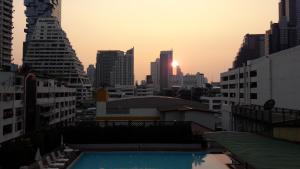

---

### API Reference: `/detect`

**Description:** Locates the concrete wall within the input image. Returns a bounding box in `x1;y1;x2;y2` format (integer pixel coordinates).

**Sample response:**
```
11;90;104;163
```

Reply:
184;111;216;130
162;111;216;130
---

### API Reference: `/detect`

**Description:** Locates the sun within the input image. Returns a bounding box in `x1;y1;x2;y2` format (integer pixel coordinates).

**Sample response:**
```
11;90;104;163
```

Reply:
172;60;179;68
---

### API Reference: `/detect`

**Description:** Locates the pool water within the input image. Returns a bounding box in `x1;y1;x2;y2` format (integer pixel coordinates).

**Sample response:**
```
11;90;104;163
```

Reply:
70;152;230;169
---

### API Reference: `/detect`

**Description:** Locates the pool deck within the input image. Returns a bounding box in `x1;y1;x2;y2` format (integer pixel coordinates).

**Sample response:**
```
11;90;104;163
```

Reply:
70;143;204;151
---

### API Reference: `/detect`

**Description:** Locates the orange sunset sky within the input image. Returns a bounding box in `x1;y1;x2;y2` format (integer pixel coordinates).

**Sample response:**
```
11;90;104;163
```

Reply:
12;0;278;82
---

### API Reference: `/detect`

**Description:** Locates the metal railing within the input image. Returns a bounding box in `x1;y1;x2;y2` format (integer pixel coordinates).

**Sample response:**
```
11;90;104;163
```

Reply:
232;105;300;134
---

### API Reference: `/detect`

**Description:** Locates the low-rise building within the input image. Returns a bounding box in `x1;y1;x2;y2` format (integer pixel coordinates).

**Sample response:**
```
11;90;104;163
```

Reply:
25;74;77;133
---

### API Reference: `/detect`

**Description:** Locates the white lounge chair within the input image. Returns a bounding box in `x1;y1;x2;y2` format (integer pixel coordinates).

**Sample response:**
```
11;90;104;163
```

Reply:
38;160;59;169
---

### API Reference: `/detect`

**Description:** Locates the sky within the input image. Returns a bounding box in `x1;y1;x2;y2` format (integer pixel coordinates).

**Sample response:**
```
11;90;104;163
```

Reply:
12;0;278;82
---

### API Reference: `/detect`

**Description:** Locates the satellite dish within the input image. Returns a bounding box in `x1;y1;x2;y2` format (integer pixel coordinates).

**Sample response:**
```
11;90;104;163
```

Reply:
264;99;276;110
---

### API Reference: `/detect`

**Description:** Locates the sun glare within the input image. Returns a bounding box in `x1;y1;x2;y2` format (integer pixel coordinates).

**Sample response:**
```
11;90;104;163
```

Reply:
172;60;179;68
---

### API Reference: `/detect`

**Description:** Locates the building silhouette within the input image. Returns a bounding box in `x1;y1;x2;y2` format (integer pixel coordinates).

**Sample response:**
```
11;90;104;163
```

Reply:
96;48;134;88
265;0;300;55
23;0;92;102
150;58;160;92
159;50;173;92
233;34;265;68
87;64;96;87
0;0;13;70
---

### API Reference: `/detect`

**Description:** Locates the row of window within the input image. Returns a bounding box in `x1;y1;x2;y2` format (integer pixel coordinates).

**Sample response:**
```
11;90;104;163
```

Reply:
0;93;23;102
2;108;23;120
222;92;258;100
222;82;257;89
2;122;23;136
222;70;257;81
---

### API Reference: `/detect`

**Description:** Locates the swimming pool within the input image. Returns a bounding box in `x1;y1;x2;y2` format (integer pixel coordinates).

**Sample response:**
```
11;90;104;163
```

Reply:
70;152;230;169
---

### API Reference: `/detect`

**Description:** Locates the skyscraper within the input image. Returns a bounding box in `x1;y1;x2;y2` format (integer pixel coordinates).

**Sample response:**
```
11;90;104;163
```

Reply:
150;58;160;92
0;0;13;71
96;48;134;88
87;64;96;87
159;50;173;92
233;34;265;68
23;0;92;102
265;0;300;55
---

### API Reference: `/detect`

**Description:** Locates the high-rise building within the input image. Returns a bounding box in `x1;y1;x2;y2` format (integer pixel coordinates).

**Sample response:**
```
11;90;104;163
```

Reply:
233;34;265;68
23;0;92;103
150;58;160;92
0;0;13;71
265;0;300;55
96;48;134;88
87;64;96;87
159;51;173;92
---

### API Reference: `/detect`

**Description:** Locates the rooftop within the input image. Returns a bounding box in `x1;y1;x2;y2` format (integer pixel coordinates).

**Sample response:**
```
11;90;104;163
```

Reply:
107;96;210;114
206;132;300;169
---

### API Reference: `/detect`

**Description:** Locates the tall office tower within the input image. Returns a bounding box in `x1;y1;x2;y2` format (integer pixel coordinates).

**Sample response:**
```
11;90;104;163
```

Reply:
265;0;300;55
233;34;265;68
96;48;134;88
159;50;173;92
0;0;13;71
23;0;91;103
87;64;96;87
150;58;160;92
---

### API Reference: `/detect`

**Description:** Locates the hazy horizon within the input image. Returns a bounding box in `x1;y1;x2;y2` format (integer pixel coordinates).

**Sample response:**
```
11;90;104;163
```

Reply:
12;0;278;82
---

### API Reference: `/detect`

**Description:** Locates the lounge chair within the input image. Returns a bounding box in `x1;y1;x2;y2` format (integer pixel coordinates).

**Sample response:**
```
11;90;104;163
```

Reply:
45;156;65;168
51;152;69;163
38;160;59;169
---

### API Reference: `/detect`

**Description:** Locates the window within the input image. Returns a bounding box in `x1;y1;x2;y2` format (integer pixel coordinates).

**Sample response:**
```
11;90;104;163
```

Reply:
3;109;13;119
222;76;228;81
222;85;228;89
250;70;257;77
239;93;244;98
251;93;258;100
3;124;13;135
229;75;236;80
223;93;228;97
230;93;236;98
15;93;22;100
16;122;23;131
239;73;244;79
229;84;236;89
239;83;244;89
250;82;257;88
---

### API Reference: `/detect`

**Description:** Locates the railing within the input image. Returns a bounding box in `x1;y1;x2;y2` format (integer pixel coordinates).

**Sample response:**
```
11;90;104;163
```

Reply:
63;121;211;144
232;105;300;134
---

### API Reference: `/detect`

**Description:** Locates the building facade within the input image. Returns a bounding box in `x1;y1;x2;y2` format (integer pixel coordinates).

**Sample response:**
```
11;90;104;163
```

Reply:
265;0;300;55
0;0;13;70
221;45;300;130
150;58;160;92
0;72;24;144
160;51;173;92
87;64;96;88
233;34;265;68
23;0;91;103
96;48;134;88
25;74;76;133
169;73;208;89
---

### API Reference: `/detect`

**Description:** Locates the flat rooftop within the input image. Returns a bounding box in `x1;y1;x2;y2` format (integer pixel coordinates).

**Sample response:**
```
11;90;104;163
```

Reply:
205;132;300;169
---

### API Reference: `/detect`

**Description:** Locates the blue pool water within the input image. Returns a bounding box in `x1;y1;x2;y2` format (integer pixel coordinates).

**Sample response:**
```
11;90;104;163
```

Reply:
70;152;228;169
